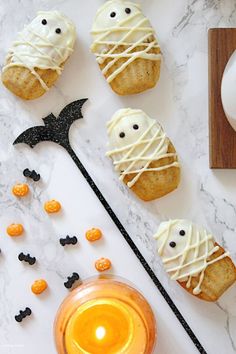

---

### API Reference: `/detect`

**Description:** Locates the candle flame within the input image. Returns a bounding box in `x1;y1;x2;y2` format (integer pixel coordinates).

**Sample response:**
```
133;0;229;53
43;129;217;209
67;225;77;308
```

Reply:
95;326;106;340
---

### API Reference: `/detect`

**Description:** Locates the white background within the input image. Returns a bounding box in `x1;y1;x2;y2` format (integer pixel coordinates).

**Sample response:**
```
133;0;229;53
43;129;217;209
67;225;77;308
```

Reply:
0;1;236;353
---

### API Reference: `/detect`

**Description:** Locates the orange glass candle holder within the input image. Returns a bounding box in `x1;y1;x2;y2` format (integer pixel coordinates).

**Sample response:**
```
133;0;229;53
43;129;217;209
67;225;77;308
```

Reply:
54;276;157;354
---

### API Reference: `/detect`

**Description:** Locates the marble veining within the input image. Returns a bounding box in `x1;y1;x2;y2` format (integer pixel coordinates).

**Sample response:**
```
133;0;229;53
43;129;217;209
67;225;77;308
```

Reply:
0;1;235;354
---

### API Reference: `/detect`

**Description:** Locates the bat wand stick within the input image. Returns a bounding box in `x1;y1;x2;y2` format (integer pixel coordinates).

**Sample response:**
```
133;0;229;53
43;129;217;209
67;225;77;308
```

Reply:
14;99;207;354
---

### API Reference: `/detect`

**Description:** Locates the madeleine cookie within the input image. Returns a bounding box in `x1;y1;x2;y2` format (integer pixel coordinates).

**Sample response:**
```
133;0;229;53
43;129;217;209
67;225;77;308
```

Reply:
91;0;161;95
154;220;236;301
106;109;180;201
2;11;76;100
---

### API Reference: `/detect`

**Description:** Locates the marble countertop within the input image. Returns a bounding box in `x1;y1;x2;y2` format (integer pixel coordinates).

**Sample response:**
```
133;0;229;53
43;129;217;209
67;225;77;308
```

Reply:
0;0;236;353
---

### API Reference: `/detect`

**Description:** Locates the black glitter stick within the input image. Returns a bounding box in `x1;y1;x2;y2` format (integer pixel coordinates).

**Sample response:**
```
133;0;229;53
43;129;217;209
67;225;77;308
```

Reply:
13;99;207;354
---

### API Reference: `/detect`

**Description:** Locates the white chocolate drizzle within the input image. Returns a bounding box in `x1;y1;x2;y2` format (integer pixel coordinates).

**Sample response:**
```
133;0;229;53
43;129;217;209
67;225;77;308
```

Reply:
91;0;161;83
3;11;76;91
154;220;230;295
106;109;179;188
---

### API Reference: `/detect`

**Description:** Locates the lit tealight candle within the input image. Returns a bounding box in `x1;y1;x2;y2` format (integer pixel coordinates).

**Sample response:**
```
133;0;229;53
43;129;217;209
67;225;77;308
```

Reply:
54;277;157;354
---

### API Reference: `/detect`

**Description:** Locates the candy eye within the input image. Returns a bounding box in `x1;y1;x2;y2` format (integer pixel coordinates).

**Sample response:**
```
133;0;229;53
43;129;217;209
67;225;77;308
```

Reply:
133;124;139;130
125;8;131;14
55;28;61;34
119;132;125;138
110;12;116;18
42;19;47;25
179;230;185;236
169;241;176;248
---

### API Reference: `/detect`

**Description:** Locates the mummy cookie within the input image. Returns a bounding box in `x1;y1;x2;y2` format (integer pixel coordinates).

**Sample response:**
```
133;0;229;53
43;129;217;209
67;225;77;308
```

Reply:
154;220;236;301
91;0;161;95
106;108;180;201
2;11;76;100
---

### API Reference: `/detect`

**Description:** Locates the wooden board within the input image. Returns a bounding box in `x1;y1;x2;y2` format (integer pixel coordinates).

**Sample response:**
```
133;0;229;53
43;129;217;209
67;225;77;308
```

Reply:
208;28;236;169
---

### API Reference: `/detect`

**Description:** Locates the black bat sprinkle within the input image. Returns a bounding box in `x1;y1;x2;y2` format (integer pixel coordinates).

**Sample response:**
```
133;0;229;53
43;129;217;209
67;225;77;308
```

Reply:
60;236;78;246
15;307;32;323
23;168;40;181
64;272;80;289
13;99;206;353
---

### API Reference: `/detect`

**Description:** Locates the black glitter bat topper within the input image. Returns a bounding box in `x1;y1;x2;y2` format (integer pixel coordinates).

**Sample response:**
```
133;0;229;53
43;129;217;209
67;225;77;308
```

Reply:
13;99;206;354
14;99;88;149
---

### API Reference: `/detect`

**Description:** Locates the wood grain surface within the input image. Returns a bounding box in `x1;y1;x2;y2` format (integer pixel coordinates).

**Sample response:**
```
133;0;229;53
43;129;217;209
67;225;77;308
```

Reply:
208;28;236;169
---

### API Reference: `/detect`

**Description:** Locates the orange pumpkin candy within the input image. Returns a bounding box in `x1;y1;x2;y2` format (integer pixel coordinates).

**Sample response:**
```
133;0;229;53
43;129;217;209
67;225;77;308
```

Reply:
44;200;61;214
86;228;102;242
31;279;48;295
7;223;24;237
12;183;29;197
95;258;112;272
